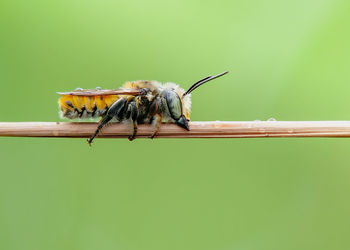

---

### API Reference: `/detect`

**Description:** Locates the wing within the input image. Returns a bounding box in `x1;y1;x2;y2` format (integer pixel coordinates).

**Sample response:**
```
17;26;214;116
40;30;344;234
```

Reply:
57;88;144;96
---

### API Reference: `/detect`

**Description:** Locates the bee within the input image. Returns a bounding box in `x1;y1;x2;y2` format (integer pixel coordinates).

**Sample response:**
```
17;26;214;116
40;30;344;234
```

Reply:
58;71;228;144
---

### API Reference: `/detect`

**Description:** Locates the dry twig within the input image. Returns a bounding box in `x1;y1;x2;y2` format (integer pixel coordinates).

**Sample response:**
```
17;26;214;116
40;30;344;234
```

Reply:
1;121;350;139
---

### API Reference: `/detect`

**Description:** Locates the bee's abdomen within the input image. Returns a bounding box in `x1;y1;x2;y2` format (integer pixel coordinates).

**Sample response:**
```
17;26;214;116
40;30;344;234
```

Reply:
58;95;119;119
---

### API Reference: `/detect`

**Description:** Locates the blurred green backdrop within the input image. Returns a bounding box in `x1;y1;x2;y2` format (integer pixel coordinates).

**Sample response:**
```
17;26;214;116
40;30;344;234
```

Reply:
1;0;350;249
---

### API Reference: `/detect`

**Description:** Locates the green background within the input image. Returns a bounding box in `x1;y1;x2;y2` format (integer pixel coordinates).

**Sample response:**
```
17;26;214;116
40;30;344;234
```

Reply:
1;0;350;249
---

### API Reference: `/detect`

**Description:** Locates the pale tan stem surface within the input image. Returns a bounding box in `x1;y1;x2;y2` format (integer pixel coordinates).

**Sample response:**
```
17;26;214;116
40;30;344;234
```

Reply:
1;121;350;139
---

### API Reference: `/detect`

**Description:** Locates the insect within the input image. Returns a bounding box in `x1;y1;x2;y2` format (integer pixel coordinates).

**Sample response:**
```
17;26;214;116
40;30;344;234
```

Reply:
58;71;228;144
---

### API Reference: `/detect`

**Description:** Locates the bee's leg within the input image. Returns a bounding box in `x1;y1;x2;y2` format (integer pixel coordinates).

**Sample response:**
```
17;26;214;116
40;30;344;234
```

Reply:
151;113;162;139
124;119;138;141
87;116;110;145
148;97;162;139
124;101;138;141
128;120;138;141
88;98;127;145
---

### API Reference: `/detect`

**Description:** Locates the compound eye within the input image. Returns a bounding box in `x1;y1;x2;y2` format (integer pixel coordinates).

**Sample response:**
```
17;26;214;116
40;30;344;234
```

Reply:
164;90;182;120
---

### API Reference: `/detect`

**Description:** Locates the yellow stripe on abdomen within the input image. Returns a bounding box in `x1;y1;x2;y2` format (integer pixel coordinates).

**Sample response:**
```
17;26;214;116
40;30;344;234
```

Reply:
58;95;119;119
103;95;119;107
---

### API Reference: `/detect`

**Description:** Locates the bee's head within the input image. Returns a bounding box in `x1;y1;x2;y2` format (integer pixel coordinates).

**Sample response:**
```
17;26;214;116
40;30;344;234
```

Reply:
162;71;228;130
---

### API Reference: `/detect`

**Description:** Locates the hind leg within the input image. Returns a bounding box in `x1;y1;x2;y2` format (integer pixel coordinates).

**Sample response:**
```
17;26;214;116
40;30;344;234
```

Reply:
88;98;126;145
